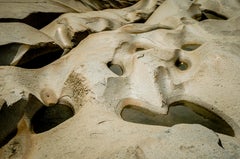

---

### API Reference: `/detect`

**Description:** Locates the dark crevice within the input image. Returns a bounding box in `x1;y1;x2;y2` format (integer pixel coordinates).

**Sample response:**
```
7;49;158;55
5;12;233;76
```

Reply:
175;59;188;71
16;44;63;69
121;101;235;136
80;0;139;10
0;43;21;66
0;128;17;148
134;18;147;23
23;12;62;29
71;31;90;47
218;139;224;149
0;12;62;29
202;10;228;20
0;43;63;68
0;100;26;148
181;44;201;51
135;47;146;52
31;104;74;134
107;62;123;76
193;9;228;21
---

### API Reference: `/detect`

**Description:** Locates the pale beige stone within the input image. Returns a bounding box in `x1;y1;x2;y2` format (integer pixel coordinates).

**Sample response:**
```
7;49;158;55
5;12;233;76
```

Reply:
0;0;240;159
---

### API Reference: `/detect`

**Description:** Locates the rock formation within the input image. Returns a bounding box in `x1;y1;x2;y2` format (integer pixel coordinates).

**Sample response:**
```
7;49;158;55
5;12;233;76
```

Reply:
0;0;240;158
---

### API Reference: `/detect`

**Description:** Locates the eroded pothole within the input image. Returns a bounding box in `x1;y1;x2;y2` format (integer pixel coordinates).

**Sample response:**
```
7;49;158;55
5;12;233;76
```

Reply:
121;101;234;136
31;104;74;134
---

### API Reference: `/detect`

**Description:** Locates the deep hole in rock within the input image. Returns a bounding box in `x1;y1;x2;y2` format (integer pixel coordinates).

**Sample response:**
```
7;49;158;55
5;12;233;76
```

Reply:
22;12;62;29
121;101;234;136
218;139;224;149
72;31;90;47
31;104;74;134
134;18;148;23
16;44;63;69
175;59;188;71
192;10;228;21
107;62;123;76
181;44;201;51
0;101;26;148
0;43;22;65
202;10;228;20
136;47;146;52
0;12;62;29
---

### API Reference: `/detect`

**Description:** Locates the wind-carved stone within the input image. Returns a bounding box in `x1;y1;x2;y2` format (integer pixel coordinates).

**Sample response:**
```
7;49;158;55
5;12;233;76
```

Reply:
0;0;240;158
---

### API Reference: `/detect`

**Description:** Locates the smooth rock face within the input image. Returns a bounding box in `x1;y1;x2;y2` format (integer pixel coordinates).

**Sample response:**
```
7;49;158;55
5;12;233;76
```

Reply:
0;0;240;158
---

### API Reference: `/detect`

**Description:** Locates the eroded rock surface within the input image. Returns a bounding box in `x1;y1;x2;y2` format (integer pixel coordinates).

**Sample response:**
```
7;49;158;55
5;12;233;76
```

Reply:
0;0;240;158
